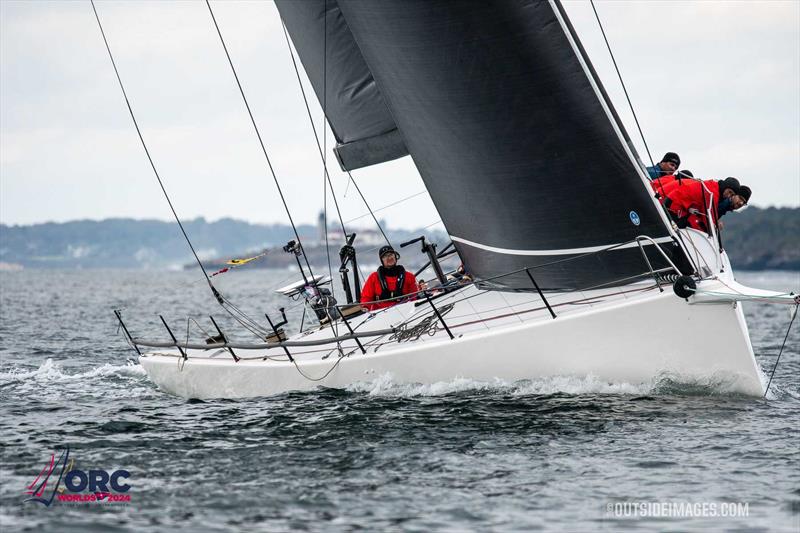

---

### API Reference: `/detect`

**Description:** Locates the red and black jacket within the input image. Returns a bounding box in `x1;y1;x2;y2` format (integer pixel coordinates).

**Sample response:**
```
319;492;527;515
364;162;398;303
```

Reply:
663;179;720;233
360;266;418;311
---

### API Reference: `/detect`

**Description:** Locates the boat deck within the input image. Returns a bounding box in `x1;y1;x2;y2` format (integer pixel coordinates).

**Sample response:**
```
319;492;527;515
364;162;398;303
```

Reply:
141;279;663;364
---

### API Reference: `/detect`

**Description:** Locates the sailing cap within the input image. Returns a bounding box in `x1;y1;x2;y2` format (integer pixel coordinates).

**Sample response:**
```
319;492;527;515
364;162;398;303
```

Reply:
720;177;741;194
738;185;751;204
379;245;399;261
661;152;680;166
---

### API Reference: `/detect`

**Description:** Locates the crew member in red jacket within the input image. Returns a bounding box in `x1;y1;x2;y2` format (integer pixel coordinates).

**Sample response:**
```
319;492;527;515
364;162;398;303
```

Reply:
663;177;747;232
360;245;419;311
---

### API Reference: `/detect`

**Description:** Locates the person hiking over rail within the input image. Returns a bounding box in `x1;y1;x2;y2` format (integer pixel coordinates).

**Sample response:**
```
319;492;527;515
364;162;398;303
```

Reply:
662;177;749;233
360;246;420;311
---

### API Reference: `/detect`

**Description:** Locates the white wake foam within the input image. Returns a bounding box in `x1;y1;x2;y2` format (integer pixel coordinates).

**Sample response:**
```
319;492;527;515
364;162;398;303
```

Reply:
0;358;146;385
346;372;656;397
345;371;762;398
512;374;652;395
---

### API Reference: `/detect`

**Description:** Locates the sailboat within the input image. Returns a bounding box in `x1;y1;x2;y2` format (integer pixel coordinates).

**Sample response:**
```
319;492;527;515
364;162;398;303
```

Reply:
105;1;796;399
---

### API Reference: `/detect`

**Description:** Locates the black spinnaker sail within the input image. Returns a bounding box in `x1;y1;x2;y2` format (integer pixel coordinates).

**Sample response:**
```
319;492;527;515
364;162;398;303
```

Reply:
281;0;687;290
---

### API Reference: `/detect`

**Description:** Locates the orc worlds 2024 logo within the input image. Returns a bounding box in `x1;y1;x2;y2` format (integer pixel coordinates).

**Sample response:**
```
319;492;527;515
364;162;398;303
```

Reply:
23;447;131;506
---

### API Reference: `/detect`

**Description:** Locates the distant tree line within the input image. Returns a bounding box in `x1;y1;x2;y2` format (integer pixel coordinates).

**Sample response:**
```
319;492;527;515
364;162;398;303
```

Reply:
0;217;446;270
721;207;799;270
0;207;796;270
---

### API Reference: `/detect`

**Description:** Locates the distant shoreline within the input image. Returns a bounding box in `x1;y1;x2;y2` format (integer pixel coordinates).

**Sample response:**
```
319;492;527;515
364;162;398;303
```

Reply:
1;207;797;271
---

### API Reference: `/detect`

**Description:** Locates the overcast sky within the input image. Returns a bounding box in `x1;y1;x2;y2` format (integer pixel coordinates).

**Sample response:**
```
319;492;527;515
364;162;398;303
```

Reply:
1;0;798;230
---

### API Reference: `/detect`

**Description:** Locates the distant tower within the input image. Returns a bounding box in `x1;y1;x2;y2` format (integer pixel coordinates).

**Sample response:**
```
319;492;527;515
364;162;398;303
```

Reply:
317;211;326;243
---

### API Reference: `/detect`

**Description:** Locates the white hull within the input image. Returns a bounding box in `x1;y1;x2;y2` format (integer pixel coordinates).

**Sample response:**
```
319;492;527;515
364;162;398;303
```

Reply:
139;276;765;399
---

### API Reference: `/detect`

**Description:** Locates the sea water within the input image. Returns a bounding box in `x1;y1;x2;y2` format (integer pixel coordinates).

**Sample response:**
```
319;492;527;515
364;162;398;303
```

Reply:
0;269;798;531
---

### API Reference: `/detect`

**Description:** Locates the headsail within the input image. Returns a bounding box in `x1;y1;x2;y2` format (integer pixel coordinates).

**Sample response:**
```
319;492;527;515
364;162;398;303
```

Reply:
275;0;409;172
285;0;687;289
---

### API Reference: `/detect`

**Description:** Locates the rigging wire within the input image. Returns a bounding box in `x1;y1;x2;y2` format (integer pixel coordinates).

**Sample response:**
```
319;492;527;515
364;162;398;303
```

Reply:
589;0;655;169
589;0;696;268
220;296;270;337
279;20;391;247
92;0;276;342
763;304;798;399
279;21;346;236
291;354;345;382
205;0;315;282
343;191;428;226
345;170;392;246
90;0;218;298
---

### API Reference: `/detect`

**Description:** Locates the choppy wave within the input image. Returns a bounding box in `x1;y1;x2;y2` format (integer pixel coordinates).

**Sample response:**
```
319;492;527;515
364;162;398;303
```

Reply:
0;358;146;389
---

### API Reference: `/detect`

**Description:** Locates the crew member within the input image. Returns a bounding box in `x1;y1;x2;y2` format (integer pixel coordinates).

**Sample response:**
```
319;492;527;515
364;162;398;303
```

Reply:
717;184;751;229
646;152;680;180
663;177;747;232
718;183;750;217
360;245;419;311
